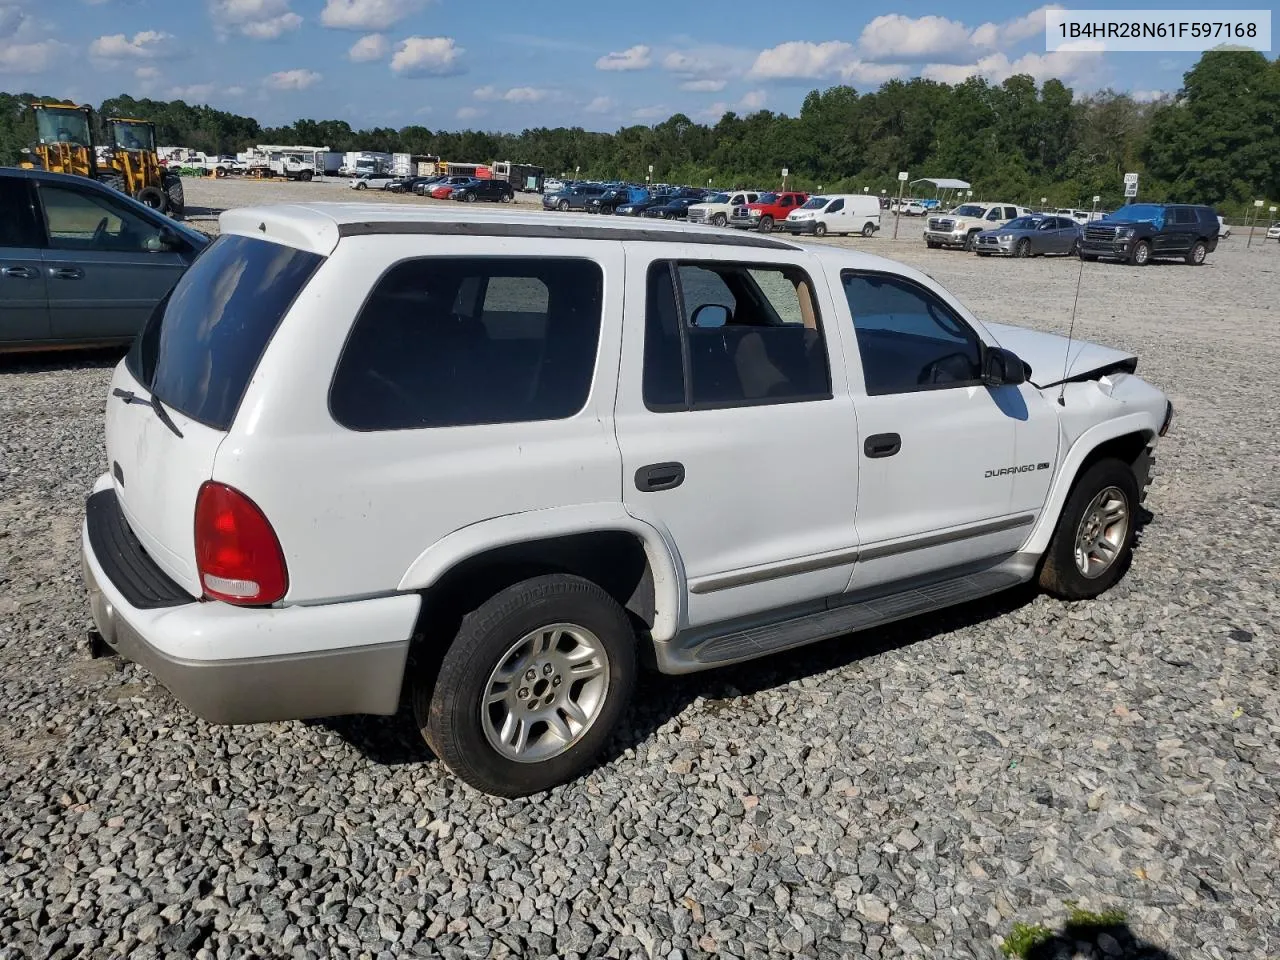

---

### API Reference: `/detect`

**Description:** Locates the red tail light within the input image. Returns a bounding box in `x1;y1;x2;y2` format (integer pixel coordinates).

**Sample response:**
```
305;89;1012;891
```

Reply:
194;482;288;605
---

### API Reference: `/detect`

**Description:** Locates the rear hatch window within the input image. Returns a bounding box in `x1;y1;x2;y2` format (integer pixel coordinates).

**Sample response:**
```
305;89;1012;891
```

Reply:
127;234;323;430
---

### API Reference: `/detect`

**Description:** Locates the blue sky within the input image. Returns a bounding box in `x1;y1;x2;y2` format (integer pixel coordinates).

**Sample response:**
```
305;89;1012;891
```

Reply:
0;1;1218;131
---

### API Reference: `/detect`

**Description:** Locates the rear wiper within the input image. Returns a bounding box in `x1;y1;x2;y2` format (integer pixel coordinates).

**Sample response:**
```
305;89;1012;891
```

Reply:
112;387;183;439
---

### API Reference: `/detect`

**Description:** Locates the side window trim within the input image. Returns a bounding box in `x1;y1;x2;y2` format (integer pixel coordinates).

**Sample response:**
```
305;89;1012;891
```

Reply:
841;268;987;397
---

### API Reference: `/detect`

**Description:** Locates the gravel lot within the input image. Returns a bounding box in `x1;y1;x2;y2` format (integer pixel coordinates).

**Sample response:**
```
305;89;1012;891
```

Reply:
2;176;1278;960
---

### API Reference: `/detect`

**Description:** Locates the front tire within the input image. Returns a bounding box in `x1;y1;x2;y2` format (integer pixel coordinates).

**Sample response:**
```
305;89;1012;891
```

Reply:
758;215;774;233
558;200;569;211
813;222;827;237
1130;240;1151;266
1039;458;1140;600
712;213;727;227
962;230;980;252
417;574;637;797
163;176;185;219
1015;238;1031;258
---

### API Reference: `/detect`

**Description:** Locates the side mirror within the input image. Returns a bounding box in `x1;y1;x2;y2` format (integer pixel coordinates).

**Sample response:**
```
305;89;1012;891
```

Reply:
982;346;1028;386
690;303;731;329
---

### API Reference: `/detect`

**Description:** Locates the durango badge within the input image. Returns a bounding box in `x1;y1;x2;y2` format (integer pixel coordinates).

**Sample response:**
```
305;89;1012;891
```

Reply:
985;463;1052;478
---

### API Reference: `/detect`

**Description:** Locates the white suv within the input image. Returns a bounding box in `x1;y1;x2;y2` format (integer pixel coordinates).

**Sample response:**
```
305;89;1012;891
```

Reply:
81;204;1173;797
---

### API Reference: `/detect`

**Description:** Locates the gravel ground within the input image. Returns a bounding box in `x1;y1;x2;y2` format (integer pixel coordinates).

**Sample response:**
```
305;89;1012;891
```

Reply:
2;178;1278;959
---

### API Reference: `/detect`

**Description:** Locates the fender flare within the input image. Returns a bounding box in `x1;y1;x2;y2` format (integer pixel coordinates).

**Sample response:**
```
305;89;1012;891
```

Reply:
396;504;686;642
1022;413;1157;555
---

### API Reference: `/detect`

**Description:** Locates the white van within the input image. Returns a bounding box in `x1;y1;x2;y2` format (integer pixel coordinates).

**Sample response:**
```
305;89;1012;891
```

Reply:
782;194;881;237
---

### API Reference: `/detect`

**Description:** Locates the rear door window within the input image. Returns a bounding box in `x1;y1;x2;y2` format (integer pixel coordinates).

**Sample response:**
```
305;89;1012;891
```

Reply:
126;234;323;429
0;178;40;248
330;257;603;430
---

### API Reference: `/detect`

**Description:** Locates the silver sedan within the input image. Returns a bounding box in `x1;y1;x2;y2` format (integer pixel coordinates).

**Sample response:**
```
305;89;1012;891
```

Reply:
973;215;1082;257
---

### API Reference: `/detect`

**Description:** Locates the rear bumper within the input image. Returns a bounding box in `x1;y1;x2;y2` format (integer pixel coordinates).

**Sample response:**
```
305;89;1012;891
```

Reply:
81;482;419;724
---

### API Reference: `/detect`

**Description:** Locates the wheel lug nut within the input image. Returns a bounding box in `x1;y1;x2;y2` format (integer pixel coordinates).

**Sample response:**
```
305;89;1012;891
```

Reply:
552;676;561;686
518;687;528;699
543;664;553;676
525;669;536;681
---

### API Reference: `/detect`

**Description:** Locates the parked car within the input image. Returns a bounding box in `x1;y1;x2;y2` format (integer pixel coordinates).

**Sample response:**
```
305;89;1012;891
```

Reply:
973;215;1082;257
587;186;646;215
642;196;701;220
542;177;566;194
542;184;607;211
1267;221;1280;241
451;179;515;203
413;176;448;196
781;194;881;238
389;176;435;194
615;193;674;217
729;191;809;232
1217;216;1231;239
429;176;476;199
924;203;1031;251
80;202;1173;798
348;171;399;191
1080;203;1220;265
0;167;208;352
687;190;760;227
898;200;926;216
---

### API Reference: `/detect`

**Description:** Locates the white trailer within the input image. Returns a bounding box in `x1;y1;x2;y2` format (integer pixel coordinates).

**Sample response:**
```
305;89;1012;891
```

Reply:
340;151;393;177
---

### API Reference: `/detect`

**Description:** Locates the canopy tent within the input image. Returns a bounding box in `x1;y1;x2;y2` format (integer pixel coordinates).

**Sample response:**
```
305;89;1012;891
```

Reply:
910;178;971;191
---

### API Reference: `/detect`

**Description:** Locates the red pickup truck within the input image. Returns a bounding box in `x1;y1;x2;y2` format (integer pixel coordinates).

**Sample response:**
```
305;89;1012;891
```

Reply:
730;191;809;233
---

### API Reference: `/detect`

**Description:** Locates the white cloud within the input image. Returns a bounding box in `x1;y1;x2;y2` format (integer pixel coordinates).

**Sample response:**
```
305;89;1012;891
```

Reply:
167;83;216;101
473;84;548;103
348;32;388;61
225;85;246;96
320;0;424;31
596;44;651;71
584;95;615;114
0;39;67;73
839;60;908;84
922;48;1099;85
1130;89;1169;103
858;15;972;61
134;66;160;80
456;105;482;120
749;40;854;79
390;36;463;76
90;30;178;60
209;0;302;41
265;68;322;90
680;78;726;92
632;104;667;120
739;89;767;110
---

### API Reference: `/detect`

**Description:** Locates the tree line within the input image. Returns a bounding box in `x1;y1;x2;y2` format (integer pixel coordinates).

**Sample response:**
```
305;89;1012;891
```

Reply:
1;51;1275;214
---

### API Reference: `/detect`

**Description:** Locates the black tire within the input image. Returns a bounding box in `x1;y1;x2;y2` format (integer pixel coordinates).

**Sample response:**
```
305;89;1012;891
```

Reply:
861;222;875;238
98;174;127;195
465;192;477;202
962;230;980;252
1185;240;1207;265
417;574;637;797
712;213;727;227
501;193;513;203
1129;239;1151;266
135;185;165;211
1015;238;1031;258
759;215;774;233
813;222;828;237
1069;238;1080;257
1080;252;1097;261
926;238;940;249
299;169;314;182
214;167;227;179
356;181;367;190
1038;458;1140;601
558;199;569;211
163;176;185;219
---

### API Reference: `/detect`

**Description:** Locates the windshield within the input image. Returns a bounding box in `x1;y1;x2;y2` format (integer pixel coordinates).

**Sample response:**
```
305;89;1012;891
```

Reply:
112;121;155;152
126;235;324;431
35;107;91;147
951;205;985;217
707;193;730;203
801;197;827;209
1105;204;1164;224
1004;217;1044;230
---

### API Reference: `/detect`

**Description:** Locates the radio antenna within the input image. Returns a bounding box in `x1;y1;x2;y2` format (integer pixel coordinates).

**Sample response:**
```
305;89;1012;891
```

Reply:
1058;241;1086;407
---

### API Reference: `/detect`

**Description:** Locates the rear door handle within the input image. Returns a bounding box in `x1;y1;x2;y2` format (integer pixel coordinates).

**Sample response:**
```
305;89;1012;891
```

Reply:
1;266;39;280
635;462;685;492
864;433;902;459
48;267;84;280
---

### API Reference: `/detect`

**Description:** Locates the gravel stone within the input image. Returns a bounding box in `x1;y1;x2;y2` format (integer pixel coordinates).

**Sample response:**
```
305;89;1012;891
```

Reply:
0;176;1276;960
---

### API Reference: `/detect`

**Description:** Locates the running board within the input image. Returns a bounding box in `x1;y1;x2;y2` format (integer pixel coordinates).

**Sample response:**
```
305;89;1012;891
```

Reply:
656;561;1032;674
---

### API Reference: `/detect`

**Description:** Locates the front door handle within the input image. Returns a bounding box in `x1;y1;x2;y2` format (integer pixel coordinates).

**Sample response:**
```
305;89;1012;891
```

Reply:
635;462;685;492
864;433;902;459
1;266;39;280
48;267;84;280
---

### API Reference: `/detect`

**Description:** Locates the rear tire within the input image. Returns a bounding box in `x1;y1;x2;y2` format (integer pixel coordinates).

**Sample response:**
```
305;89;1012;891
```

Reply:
98;174;127;196
135;185;165;211
163;176;185;219
861;222;875;238
1038;458;1140;601
1185;240;1207;265
417;574;637;797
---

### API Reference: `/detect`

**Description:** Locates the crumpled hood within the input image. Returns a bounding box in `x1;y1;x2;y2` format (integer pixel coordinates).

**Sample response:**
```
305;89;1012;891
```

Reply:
984;322;1138;389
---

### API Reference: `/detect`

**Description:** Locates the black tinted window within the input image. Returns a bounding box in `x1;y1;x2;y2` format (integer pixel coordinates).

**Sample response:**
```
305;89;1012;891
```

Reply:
0;178;40;247
827;199;844;213
127;235;322;429
842;272;982;395
331;257;603;430
1172;207;1197;225
643;260;830;411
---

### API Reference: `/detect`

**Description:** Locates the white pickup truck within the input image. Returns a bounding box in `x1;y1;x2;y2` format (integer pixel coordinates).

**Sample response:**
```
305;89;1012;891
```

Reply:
80;205;1173;797
687;189;761;227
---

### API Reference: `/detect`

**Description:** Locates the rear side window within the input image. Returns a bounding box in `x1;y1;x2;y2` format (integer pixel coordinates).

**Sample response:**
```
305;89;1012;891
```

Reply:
0;178;40;247
1172;208;1197;225
331;257;603;431
126;234;323;430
